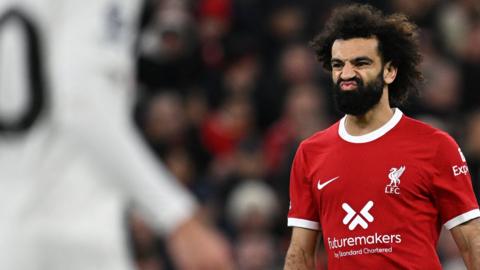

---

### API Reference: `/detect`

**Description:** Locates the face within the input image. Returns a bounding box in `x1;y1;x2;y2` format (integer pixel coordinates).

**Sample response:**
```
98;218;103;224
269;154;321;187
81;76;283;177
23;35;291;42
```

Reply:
330;38;386;115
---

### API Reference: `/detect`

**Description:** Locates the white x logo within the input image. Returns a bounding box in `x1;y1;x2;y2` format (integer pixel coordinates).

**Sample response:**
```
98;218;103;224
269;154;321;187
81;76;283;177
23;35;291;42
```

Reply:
342;201;374;230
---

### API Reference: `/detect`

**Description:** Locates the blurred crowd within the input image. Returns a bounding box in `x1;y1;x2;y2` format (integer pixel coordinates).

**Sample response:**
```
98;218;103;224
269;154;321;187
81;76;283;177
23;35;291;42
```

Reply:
128;0;480;269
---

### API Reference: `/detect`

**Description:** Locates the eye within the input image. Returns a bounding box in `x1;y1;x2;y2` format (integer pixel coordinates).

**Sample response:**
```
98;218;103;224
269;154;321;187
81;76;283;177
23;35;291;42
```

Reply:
331;62;343;69
355;60;371;67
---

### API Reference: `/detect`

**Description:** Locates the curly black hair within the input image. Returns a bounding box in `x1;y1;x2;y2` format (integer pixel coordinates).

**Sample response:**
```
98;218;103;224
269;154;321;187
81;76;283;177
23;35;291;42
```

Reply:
310;4;423;107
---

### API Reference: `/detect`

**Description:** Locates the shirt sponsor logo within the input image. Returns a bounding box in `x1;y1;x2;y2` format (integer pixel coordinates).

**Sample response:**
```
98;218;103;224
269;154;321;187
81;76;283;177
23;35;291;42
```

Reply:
452;148;469;176
342;201;374;230
328;233;402;250
330;200;402;259
385;166;405;195
452;164;469;176
331;245;396;259
458;148;466;162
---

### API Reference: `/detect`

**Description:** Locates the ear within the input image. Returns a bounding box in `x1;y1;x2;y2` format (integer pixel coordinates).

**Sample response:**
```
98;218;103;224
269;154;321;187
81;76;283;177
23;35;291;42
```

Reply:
383;61;397;85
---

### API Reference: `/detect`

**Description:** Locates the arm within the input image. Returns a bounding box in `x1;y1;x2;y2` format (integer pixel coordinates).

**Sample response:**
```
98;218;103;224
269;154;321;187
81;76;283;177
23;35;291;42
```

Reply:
451;218;480;270
167;215;233;270
284;227;319;270
59;108;235;269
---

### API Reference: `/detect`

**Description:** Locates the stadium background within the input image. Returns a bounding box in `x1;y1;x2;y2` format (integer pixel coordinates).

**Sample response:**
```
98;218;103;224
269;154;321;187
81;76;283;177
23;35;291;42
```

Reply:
120;0;477;269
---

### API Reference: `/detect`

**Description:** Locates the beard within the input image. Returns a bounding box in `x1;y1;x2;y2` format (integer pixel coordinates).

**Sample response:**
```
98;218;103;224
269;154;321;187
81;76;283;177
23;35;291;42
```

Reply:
333;70;385;116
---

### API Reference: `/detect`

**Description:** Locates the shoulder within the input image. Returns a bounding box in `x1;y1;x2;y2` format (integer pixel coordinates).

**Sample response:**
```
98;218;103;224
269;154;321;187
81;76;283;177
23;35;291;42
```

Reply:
400;115;461;161
293;122;340;166
399;115;455;144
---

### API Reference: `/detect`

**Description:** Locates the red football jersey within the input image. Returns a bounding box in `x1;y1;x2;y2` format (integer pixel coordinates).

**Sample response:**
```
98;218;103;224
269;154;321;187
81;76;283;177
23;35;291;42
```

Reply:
288;109;480;269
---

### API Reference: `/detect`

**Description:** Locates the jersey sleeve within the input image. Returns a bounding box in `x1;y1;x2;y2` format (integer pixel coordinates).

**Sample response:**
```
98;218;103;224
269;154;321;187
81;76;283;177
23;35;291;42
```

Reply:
48;0;196;236
287;143;319;230
56;96;196;236
431;133;480;230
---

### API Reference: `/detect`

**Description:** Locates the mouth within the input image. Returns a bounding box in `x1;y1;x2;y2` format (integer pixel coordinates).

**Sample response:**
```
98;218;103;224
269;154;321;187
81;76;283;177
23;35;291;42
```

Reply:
339;81;358;91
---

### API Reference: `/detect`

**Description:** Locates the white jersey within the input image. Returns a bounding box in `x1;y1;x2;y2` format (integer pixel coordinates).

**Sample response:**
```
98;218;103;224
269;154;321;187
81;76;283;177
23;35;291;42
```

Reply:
0;0;196;269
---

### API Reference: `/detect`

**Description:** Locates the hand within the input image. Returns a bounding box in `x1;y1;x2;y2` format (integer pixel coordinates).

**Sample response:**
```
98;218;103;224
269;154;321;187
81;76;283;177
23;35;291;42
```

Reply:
167;215;233;270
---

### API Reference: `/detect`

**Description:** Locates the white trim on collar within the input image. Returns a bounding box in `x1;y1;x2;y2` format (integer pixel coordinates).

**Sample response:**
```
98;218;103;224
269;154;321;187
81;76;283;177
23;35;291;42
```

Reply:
338;108;403;143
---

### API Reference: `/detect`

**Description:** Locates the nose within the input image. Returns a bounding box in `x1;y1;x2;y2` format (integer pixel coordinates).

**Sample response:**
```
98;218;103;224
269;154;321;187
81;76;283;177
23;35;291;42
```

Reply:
340;62;356;80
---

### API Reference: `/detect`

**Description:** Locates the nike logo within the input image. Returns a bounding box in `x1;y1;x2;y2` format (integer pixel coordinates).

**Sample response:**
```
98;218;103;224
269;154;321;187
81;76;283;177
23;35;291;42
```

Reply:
317;176;340;190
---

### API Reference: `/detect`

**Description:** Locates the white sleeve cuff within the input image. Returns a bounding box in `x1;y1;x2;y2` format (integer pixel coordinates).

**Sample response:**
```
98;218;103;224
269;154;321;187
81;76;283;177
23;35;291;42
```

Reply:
444;209;480;230
288;218;320;230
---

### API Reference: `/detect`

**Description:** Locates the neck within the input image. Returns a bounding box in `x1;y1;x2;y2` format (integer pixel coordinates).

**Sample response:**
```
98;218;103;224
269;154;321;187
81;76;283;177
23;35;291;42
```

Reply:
344;89;394;136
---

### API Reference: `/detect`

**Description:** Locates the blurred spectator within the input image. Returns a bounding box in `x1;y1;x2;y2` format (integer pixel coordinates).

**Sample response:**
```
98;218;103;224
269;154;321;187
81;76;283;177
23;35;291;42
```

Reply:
198;0;232;45
458;21;480;112
417;31;462;117
261;84;329;234
436;0;480;112
137;91;212;181
267;4;305;44
264;83;328;174
280;44;317;86
205;136;269;237
142;92;187;154
137;2;201;91
229;0;265;41
223;51;260;98
226;180;279;234
224;179;281;270
201;96;254;159
437;0;480;59
129;212;166;270
255;44;319;130
235;233;279;270
164;146;196;187
388;0;441;28
195;0;234;107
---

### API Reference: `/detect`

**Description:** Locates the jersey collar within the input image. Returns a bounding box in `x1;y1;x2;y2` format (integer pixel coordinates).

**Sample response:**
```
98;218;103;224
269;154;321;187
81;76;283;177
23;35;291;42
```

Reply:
338;108;403;143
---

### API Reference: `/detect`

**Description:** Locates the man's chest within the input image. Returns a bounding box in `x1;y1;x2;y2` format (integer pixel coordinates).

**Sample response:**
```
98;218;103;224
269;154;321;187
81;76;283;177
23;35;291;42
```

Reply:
306;144;436;232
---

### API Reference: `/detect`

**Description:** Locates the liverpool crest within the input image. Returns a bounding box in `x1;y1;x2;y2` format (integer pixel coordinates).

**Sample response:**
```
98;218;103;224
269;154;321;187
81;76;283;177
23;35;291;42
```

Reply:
385;166;405;195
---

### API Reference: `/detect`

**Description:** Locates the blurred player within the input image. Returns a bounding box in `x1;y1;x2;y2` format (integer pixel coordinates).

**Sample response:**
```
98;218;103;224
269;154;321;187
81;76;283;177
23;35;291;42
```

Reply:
0;0;232;269
284;4;480;269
